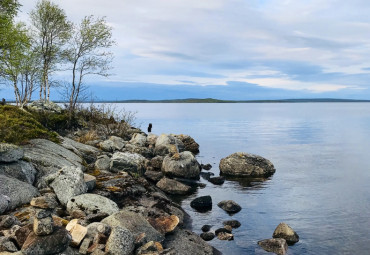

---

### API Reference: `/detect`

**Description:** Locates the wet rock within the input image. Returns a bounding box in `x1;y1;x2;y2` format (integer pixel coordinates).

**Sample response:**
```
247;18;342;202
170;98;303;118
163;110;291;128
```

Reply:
209;176;225;185
28;100;62;113
190;196;212;212
99;136;125;152
219;152;276;177
200;164;212;170
201;225;212;232
174;134;200;154
150;156;164;171
49;166;88;206
156;177;191;195
200;172;214;181
30;196;58;209
154;134;184;156
110;152;147;174
22;227;71;255
0;143;24;163
0;175;39;211
60;137;99;163
130;133;147;147
200;232;215;241
136;241;163;255
217;232;234;241
94;155;111;171
258;238;288;255
273;223;299;245
84;174;96;191
0;236;18;252
223;220;241;229
148;215;179;235
217;200;242;214
162;151;201;179
105;226;134;255
67;194;119;216
102;210;164;242
144;170;163;183
0;160;37;184
33;217;54;236
215;227;231;235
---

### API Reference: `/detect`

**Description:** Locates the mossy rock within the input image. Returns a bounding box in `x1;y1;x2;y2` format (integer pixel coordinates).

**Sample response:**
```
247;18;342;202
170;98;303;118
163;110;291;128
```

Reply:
0;105;59;145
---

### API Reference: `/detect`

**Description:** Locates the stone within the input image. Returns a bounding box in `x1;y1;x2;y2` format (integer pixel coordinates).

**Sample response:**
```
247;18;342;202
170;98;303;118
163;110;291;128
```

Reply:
201;225;212;232
30;196;58;209
79;237;92;255
0;143;24;163
223;220;241;229
94;155;111;171
144;170;163;183
215;227;231;235
105;226;134;255
217;232;234;241
0;195;10;214
156;177;191;195
23;139;84;180
99;136;125;152
136;241;163;255
28;100;62;113
69;224;87;247
190;196;212;212
0;236;18;252
49;166;88;206
67;194;119;216
86;222;111;239
174;134;200;154
200;232;215;241
129;133;147;147
13;224;33;248
150;156;164;171
124;144;153;158
209;176;225;185
35;209;51;219
22;227;71;255
162;151;201;179
102;210;164;243
70;210;86;219
219;152;276;177
147;134;158;146
0;216;19;229
110;152;147;174
60;137;99;163
33;217;54;236
0;175;39;211
52;216;69;227
148;215;179;235
84;174;96;191
66;219;79;232
272;223;299;245
200;164;212;170
258;238;288;255
0;160;37;184
217;200;242;214
85;213;109;223
154;134;184;156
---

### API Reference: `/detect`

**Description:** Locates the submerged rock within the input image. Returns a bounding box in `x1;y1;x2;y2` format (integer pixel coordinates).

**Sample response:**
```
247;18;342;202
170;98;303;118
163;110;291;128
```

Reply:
200;232;215;241
273;223;299;245
162;151;201;179
219;152;275;177
190;196;212;212
258;238;288;255
223;220;241;229
217;200;242;214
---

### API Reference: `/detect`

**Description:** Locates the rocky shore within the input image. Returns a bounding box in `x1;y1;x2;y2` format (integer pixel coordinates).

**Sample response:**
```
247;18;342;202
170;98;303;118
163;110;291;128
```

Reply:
0;102;299;255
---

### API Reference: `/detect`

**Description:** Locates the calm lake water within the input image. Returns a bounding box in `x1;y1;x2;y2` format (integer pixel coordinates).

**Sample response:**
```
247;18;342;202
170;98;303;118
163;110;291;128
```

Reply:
115;103;370;255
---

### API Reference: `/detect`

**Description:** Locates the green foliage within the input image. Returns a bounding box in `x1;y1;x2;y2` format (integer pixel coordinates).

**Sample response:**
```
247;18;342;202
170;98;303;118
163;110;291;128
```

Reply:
29;109;73;133
0;0;20;51
0;105;59;145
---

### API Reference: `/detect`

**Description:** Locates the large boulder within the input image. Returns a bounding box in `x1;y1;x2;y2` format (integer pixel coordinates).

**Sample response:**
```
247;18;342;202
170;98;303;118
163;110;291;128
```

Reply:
273;223;299;245
28;100;63;113
110;152;147;174
23;139;83;180
0;143;24;163
0;160;37;184
219;152;275;177
49;166;88;206
60;137;99;163
129;133;147;147
67;194;119;216
174;134;200;154
0;175;39;211
99;136;125;152
156;177;191;195
162;151;201;179
258;238;288;255
105;226;134;255
154;134;184;156
94;155;111;171
102;210;164;242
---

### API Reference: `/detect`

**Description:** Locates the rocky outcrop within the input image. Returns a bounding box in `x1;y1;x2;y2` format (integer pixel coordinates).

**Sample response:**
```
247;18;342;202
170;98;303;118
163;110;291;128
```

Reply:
162;151;201;179
110;152;147;174
0;160;37;184
217;200;242;214
272;223;299;245
60;137;99;163
156;177;191;195
219;152;275;177
174;134;200;154
28;100;62;113
66;194;119;216
0;175;39;211
0;144;24;163
258;238;288;255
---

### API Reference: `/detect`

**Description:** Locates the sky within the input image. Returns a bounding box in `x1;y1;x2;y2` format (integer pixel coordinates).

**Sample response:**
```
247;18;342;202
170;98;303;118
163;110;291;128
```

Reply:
2;0;370;100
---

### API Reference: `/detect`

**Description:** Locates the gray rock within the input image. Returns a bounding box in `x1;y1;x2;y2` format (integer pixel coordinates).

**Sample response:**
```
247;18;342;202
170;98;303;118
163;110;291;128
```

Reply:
67;194;119;216
149;156;164;171
94;155;111;171
144;170;163;183
23;139;83;180
0;175;39;210
147;134;158;146
34;209;52;219
60;137;99;163
28;100;62;113
219;152;276;177
30;195;58;209
273;223;299;245
154;134;184;156
99;136;125;152
86;222;111;238
0;160;37;184
49;166;88;206
33;217;54;236
84;174;96;191
110;152;147;174
258;238;288;255
174;134;200;154
102;210;164;242
0;143;24;163
217;200;242;214
129;133;147;147
0;236;18;252
105;226;134;255
156;177;191;195
164;229;213;255
22;227;71;255
0;216;20;229
0;195;10;214
162;151;201;179
124;144;153;158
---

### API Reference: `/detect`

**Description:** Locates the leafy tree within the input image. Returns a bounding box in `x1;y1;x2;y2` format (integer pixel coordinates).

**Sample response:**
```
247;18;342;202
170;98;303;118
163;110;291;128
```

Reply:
0;0;20;51
64;15;114;114
30;0;72;101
